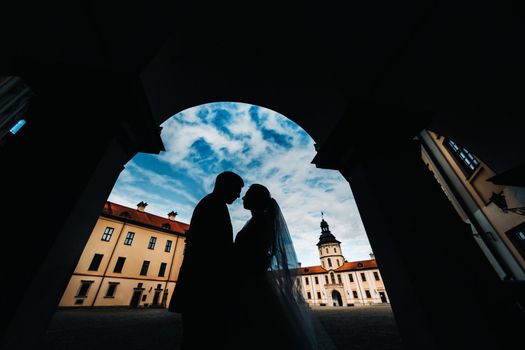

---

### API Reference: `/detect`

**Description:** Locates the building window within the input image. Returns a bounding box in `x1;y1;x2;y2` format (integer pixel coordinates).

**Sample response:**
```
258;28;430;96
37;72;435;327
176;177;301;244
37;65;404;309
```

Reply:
305;277;309;285
321;261;325;268
325;276;329;284
76;281;93;298
352;290;358;298
326;248;329;254
165;240;172;252
315;276;319;284
105;282;119;298
365;290;372;298
162;223;171;230
119;211;131;219
330;273;336;284
140;261;150;276
158;262;167;277
444;138;480;177
148;237;157;250
317;292;322;299
113;257;126;273
360;272;367;282
124;232;135;245
328;258;332;268
101;227;114;242
88;254;103;271
349;273;354;282
337;274;342;284
505;222;525;260
307;292;311;299
374;271;380;281
334;248;337;253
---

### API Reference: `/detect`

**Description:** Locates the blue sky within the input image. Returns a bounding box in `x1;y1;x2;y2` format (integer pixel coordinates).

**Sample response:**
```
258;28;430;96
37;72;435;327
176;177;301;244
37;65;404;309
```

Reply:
107;102;372;267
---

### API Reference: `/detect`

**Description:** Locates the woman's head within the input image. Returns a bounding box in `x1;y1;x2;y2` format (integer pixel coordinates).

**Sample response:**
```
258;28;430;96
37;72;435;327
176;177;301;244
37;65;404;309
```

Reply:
242;184;272;213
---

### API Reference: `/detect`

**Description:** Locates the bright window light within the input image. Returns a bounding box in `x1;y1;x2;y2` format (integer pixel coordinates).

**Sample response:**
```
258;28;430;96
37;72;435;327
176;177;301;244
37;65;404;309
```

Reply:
9;119;26;135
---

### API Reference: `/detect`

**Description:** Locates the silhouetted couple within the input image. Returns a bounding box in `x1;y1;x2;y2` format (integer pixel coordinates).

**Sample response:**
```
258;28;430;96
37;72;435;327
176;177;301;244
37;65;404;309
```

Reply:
169;171;317;350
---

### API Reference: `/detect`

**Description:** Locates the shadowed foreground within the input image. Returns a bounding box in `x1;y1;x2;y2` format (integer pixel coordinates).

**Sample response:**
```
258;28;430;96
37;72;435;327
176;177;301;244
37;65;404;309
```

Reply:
312;305;403;350
44;305;402;350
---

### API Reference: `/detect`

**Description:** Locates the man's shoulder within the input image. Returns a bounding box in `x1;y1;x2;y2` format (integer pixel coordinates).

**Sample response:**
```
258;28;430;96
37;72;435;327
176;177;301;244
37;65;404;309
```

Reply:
191;193;226;221
200;192;217;202
196;193;223;208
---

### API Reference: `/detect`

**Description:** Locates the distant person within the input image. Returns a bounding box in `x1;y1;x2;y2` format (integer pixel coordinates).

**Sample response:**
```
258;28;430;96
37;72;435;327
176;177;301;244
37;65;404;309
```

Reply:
169;171;244;350
231;184;318;350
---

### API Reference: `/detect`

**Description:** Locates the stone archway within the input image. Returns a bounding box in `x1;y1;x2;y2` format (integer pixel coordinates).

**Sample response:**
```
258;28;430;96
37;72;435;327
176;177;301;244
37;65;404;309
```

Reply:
3;76;523;350
3;4;525;349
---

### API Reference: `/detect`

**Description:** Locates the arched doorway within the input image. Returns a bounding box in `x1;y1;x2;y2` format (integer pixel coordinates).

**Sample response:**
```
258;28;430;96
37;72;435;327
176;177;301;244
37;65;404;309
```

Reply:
331;290;343;307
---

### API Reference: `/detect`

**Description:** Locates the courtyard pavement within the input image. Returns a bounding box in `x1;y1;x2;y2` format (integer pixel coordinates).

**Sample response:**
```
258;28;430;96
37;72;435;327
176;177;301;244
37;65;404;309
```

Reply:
43;304;403;350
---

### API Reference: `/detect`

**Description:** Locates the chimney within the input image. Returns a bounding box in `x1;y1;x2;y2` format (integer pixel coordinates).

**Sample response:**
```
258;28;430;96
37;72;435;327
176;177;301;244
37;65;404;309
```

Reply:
168;211;178;221
369;252;375;260
137;201;148;212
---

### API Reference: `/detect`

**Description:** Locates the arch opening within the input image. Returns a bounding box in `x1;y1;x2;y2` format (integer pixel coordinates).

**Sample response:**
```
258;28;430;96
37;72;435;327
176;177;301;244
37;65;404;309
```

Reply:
44;101;399;349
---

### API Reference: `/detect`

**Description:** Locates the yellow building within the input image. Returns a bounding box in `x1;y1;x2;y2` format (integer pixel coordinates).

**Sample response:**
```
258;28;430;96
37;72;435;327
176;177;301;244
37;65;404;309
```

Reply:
300;217;389;306
419;130;525;280
59;201;188;308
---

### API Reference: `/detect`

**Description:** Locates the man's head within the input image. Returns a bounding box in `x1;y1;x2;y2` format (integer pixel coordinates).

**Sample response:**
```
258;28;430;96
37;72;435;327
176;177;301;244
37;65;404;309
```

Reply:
213;171;244;204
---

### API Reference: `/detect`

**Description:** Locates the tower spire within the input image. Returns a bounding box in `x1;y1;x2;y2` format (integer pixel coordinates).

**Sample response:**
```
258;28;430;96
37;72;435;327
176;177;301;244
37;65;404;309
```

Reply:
317;213;340;245
316;213;345;269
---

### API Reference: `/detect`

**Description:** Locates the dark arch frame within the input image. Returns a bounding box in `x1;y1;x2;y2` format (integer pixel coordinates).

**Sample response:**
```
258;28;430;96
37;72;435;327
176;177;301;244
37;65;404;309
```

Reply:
2;3;524;349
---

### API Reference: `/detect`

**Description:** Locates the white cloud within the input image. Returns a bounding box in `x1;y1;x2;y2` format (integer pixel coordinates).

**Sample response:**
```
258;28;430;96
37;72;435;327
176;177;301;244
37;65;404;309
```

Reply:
108;102;373;266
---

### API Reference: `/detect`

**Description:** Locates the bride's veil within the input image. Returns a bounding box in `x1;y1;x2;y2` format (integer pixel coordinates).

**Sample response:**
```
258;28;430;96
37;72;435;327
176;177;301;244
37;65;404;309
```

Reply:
267;198;318;350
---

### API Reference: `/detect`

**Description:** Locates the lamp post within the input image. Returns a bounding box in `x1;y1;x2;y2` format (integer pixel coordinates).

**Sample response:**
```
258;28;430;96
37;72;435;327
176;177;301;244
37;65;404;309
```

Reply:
489;191;525;216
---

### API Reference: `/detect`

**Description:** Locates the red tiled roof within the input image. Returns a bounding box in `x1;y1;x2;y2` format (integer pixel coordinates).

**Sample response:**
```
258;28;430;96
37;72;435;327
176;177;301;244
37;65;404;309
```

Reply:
299;266;327;274
336;259;378;271
299;259;378;275
102;201;189;235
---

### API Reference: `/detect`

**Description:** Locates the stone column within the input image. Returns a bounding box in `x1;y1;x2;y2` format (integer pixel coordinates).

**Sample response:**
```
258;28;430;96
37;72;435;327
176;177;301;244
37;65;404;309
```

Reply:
327;140;523;349
311;102;524;349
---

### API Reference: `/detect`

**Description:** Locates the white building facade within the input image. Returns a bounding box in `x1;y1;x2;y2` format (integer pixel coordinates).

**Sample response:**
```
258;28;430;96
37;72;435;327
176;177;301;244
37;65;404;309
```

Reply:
299;218;389;306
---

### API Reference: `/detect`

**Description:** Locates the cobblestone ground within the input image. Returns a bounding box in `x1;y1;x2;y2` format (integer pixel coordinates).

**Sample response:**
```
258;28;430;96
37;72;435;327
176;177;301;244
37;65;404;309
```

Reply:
44;308;184;350
312;305;403;350
43;305;403;350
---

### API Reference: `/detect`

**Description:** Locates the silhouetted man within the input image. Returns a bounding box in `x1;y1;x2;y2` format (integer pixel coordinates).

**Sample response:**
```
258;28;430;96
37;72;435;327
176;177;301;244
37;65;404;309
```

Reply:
169;171;244;350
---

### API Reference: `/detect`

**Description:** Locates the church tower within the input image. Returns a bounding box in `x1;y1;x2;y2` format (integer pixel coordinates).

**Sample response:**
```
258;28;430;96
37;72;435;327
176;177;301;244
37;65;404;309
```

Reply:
316;214;345;270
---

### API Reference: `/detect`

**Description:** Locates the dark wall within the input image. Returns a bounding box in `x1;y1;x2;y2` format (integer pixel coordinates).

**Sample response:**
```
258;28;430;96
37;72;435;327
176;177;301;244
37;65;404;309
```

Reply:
1;1;524;348
0;57;162;342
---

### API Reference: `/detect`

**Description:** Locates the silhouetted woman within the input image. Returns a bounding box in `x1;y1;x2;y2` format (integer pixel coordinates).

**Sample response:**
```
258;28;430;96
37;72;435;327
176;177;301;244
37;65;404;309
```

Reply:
232;184;317;350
